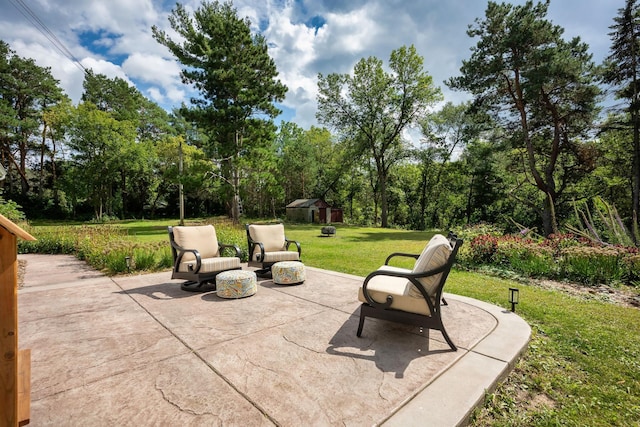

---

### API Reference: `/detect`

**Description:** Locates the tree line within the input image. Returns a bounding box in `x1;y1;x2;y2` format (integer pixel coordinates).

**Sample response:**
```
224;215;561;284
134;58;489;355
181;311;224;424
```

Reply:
1;0;640;245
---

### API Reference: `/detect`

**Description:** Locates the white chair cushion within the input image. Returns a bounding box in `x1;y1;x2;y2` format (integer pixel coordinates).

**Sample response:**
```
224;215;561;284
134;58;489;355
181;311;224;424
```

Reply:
409;234;452;298
173;225;219;261
178;256;240;273
357;274;431;315
258;251;300;263
248;224;288;258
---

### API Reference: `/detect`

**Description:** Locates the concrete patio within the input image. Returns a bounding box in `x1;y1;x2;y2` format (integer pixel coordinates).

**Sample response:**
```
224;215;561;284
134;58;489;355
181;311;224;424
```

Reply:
18;254;530;426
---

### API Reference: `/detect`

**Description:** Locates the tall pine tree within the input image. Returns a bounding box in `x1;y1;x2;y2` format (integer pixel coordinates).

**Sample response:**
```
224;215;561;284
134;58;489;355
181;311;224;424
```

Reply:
153;1;287;222
603;0;640;244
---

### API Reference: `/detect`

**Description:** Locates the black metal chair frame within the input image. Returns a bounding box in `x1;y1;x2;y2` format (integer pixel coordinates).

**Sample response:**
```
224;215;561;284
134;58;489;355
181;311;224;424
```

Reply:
357;232;463;351
245;222;301;275
168;226;242;292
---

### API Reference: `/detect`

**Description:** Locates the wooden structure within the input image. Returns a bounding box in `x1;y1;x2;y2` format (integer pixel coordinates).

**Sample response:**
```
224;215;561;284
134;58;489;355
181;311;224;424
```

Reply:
285;198;343;223
1;214;35;426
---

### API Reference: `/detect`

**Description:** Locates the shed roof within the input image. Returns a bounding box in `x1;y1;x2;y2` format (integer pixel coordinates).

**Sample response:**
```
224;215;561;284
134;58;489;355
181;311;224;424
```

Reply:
286;198;330;208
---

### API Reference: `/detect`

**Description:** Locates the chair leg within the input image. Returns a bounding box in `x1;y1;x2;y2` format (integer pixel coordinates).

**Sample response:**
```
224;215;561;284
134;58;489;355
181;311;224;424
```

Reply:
440;327;457;351
254;268;271;278
357;311;366;337
180;280;216;292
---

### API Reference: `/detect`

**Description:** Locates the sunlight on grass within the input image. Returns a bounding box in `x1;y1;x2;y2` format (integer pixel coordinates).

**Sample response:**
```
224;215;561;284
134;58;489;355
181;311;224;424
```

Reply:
285;224;436;276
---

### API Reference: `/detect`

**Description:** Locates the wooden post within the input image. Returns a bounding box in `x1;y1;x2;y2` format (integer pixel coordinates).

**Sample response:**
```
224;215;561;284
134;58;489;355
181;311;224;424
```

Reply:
0;214;35;426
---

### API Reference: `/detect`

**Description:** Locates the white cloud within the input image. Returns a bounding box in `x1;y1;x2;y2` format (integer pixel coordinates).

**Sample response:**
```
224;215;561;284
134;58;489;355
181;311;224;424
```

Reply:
0;0;623;127
81;57;130;81
122;53;181;86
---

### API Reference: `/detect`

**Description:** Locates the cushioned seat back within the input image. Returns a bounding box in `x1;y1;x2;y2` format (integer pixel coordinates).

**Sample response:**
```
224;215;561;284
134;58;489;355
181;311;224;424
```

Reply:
248;223;287;259
172;225;219;262
409;234;452;298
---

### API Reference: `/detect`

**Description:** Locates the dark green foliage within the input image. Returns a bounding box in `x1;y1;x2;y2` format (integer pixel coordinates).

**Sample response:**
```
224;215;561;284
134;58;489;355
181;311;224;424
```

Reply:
448;1;601;236
153;1;287;222
602;0;640;243
317;45;442;228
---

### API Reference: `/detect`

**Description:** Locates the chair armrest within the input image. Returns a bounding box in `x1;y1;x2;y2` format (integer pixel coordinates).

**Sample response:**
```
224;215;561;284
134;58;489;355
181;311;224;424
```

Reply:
285;239;301;256
384;252;419;265
361;265;447;313
250;242;266;261
170;240;203;272
219;243;242;258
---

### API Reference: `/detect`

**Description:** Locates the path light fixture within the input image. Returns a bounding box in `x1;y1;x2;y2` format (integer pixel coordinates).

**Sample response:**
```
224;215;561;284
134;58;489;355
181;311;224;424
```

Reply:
509;287;519;312
125;256;131;274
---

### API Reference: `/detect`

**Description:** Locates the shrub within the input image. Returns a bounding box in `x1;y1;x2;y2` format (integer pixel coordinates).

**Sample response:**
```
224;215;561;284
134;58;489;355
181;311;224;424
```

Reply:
559;246;625;285
133;247;158;271
19;225;80;254
156;246;174;269
470;235;499;264
104;248;131;274
495;236;556;278
457;224;639;286
541;233;585;255
621;254;640;287
0;196;25;222
19;220;249;275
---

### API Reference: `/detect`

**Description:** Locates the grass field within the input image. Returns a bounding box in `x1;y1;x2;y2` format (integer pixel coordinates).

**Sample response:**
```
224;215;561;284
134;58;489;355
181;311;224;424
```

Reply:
23;219;640;425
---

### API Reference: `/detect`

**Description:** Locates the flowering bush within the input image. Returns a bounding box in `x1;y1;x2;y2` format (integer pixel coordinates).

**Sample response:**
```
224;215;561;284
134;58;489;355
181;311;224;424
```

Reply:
458;224;640;287
494;236;555;278
469;235;499;264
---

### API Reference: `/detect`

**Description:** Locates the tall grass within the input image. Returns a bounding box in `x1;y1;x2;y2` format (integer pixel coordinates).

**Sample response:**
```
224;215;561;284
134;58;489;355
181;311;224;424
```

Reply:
19;219;245;274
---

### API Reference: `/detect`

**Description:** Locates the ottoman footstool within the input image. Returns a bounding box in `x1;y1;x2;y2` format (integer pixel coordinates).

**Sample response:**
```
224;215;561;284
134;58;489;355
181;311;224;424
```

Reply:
216;270;257;298
272;261;306;285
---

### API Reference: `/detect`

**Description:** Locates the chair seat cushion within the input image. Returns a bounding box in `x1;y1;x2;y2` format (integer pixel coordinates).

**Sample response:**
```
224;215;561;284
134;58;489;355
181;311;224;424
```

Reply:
179;257;241;273
256;251;300;263
358;271;431;316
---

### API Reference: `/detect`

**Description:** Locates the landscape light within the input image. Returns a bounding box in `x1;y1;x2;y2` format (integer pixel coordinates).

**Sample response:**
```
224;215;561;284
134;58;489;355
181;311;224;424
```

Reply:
509;287;519;312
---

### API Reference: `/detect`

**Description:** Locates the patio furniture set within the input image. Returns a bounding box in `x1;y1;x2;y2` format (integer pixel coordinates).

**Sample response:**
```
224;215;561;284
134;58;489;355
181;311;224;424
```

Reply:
168;222;463;351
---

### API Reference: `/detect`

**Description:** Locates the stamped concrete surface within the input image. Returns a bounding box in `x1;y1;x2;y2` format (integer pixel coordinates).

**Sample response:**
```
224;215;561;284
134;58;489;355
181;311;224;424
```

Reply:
18;254;530;426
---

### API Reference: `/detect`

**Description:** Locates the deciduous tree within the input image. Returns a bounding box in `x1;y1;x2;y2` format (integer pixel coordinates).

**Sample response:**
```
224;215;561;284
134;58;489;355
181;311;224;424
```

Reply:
317;45;442;227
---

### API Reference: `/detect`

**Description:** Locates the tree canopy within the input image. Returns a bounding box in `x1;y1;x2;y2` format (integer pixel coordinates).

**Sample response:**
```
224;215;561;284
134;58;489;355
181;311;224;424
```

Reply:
153;0;287;222
317;45;442;227
448;0;600;236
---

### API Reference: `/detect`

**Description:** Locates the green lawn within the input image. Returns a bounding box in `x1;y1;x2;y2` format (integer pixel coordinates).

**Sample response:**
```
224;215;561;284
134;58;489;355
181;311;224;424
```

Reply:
23;219;640;425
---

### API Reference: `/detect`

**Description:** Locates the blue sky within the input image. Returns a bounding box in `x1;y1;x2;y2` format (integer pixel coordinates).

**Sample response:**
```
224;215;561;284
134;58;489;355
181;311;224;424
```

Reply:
0;0;623;128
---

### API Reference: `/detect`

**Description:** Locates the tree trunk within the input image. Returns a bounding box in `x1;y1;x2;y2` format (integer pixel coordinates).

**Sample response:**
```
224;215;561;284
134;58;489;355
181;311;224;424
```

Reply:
541;192;558;236
379;171;388;228
39;124;47;198
230;130;241;224
419;167;428;230
632;109;640;244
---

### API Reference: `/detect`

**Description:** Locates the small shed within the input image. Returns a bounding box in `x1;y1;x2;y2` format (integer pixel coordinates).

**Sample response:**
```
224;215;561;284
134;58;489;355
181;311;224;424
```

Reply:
285;199;343;223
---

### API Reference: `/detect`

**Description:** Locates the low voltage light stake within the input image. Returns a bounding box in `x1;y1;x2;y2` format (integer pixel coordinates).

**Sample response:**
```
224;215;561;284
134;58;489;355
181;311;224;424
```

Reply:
509;287;519;312
125;256;131;274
